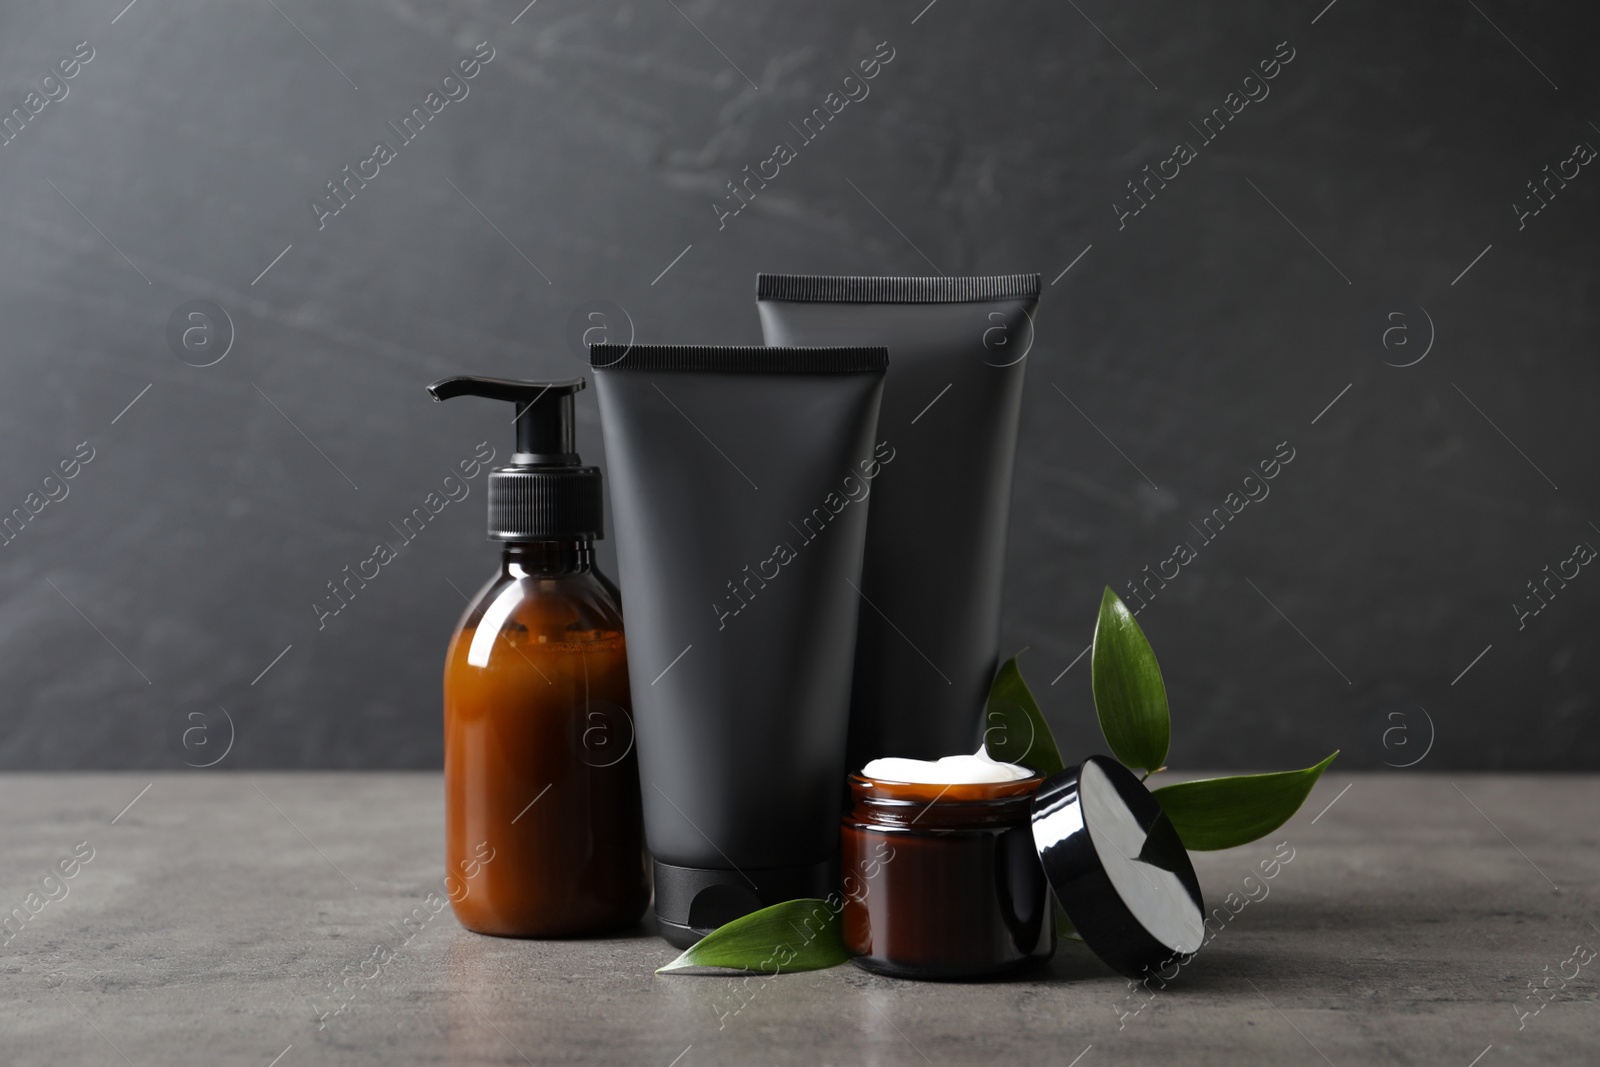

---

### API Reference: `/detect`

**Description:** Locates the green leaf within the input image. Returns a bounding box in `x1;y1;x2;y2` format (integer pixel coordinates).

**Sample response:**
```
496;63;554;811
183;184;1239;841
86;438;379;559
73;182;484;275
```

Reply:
655;898;849;974
983;655;1065;775
1151;751;1339;851
1091;587;1171;772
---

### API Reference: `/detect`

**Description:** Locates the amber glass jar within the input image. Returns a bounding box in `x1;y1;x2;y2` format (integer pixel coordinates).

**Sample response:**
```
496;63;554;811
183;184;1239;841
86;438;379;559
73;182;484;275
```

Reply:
443;541;648;937
840;773;1054;978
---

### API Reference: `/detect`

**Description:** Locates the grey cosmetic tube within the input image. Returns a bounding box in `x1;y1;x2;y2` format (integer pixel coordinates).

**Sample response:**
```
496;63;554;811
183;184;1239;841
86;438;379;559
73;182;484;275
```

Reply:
757;274;1041;770
589;343;888;948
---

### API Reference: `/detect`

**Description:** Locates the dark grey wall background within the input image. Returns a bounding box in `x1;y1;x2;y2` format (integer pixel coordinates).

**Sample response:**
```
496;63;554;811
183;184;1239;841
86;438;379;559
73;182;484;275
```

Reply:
2;0;1596;771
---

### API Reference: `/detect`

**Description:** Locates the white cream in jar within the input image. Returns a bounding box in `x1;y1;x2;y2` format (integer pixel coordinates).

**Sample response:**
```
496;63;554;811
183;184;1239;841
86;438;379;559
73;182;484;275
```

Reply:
860;747;1032;785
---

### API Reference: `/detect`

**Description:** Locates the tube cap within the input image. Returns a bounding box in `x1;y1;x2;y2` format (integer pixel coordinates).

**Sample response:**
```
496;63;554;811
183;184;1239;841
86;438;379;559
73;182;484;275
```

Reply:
1030;755;1206;979
426;376;604;542
652;860;835;949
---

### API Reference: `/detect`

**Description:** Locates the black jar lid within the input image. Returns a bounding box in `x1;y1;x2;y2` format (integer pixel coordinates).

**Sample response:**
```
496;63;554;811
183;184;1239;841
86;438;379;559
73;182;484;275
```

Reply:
1030;755;1206;980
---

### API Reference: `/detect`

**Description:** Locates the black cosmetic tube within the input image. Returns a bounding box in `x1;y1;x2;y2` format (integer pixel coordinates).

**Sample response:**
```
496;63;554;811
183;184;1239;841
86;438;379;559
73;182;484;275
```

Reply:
589;343;888;947
757;274;1040;769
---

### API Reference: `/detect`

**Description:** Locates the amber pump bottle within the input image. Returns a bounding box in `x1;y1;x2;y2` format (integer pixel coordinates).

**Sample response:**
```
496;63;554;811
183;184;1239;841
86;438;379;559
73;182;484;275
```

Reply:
428;375;647;937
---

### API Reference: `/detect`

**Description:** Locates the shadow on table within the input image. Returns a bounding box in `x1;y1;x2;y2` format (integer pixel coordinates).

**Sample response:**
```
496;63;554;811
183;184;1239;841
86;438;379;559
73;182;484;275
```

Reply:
578;897;1371;989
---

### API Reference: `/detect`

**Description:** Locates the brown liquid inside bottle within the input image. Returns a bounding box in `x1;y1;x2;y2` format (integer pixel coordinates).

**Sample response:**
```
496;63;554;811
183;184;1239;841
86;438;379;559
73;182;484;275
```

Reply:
444;542;648;937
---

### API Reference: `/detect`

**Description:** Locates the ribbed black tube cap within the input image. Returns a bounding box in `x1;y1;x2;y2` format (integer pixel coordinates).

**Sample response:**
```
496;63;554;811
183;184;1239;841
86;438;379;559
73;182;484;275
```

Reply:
487;466;604;542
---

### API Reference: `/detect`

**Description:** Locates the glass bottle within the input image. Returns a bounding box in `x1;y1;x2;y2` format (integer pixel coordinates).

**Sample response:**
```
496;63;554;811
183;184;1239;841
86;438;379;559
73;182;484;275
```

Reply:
429;374;647;937
444;540;646;936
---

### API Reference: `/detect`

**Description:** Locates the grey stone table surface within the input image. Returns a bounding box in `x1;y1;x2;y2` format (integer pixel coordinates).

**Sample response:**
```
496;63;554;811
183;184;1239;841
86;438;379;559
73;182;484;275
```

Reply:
2;773;1596;1066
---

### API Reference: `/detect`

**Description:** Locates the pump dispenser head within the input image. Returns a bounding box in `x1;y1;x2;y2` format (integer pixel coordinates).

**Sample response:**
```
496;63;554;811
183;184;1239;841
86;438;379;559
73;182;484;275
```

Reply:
427;375;604;542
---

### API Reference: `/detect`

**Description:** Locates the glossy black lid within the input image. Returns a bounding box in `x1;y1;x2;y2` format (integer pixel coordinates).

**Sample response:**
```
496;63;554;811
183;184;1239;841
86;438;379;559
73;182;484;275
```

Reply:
1030;755;1206;979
